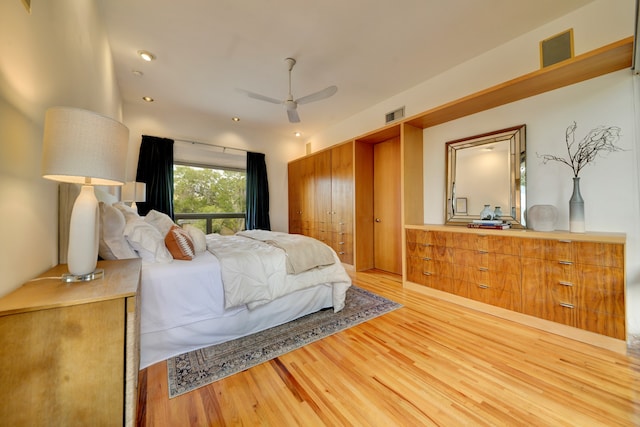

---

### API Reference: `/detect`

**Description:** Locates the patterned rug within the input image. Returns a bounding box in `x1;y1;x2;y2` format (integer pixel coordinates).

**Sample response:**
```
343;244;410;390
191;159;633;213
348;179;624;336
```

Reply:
167;286;401;398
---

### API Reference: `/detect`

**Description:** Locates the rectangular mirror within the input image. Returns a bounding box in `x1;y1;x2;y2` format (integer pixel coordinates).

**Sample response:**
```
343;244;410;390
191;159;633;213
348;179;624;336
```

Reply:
445;125;526;227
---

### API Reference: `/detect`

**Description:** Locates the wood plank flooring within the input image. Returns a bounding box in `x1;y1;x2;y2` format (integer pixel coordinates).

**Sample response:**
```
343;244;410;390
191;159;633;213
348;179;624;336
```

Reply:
137;269;640;426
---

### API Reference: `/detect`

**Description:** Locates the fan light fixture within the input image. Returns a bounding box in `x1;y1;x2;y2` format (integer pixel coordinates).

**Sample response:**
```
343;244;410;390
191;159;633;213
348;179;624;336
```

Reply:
41;107;129;282
240;57;337;123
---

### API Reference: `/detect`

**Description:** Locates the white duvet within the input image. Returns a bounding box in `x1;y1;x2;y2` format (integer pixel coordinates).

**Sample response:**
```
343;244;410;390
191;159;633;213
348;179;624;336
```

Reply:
206;232;351;311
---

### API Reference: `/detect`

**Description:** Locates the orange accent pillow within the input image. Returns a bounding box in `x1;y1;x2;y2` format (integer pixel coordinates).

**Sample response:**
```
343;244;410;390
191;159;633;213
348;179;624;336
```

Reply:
165;225;195;260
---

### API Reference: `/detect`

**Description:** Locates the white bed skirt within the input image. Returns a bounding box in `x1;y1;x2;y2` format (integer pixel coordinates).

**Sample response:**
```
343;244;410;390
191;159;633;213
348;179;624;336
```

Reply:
139;251;335;368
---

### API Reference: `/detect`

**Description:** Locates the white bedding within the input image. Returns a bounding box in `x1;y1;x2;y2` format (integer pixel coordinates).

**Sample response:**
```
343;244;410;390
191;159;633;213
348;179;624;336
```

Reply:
140;242;351;369
207;232;350;311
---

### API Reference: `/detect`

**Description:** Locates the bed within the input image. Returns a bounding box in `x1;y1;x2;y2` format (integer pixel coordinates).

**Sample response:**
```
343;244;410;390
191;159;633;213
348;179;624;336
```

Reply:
60;185;352;369
140;247;349;368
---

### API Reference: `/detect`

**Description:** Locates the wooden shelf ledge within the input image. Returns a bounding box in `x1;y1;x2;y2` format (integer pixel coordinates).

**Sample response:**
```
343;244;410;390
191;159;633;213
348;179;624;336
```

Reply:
404;36;633;129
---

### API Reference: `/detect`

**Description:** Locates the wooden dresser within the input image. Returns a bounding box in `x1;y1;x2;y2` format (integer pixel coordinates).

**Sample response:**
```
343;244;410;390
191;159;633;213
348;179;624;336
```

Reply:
405;225;625;343
0;259;141;427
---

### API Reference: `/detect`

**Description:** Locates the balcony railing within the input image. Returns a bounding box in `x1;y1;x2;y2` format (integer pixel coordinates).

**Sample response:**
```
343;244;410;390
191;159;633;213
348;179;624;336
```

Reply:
174;212;246;234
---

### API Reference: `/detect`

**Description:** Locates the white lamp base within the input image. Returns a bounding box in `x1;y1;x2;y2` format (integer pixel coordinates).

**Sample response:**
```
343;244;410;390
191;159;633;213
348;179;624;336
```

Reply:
66;184;100;278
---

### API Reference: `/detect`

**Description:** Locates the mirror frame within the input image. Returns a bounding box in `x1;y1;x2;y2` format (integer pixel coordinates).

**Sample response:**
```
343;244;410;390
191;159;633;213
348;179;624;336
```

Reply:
445;125;526;227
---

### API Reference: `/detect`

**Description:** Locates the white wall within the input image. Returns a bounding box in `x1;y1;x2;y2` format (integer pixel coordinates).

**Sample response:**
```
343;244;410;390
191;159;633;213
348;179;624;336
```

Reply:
310;0;634;150
0;0;122;296
310;0;640;337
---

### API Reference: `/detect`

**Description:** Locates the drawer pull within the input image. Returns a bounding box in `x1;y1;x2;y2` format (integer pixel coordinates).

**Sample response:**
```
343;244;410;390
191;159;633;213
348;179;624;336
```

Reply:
423;272;432;276
478;267;488;272
478;250;489;254
559;302;575;309
558;239;572;243
558;281;573;287
422;243;431;247
478;284;489;289
422;257;432;261
558;260;573;265
338;251;345;255
339;241;345;245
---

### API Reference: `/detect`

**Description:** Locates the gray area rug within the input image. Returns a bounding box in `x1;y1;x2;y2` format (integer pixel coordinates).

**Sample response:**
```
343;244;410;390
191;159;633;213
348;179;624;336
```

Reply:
167;286;401;398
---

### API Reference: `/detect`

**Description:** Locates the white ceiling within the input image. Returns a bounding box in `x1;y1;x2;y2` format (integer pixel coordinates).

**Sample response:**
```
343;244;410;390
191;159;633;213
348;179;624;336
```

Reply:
96;0;595;141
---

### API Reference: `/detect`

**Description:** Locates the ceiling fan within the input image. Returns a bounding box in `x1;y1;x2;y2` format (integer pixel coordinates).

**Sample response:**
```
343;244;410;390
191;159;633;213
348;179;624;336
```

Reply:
241;58;337;123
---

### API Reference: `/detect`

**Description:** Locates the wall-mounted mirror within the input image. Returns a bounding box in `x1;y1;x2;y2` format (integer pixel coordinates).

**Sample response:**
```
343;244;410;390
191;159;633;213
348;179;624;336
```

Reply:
445;125;526;227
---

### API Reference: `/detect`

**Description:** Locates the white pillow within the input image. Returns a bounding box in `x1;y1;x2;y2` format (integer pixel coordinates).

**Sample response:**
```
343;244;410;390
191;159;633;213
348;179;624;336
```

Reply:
183;224;207;253
144;209;175;236
98;203;138;260
123;219;173;263
113;201;141;223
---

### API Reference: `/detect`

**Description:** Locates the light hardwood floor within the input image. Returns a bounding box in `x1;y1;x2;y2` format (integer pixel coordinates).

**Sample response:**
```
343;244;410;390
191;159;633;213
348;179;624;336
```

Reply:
137;269;640;426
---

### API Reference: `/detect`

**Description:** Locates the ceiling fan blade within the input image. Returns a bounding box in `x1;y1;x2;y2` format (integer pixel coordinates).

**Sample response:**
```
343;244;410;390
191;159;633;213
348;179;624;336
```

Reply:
287;108;300;123
238;89;282;105
296;85;338;105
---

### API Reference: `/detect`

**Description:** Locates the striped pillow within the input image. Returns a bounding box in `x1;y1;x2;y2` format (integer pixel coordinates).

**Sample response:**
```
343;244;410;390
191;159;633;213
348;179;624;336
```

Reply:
165;225;195;260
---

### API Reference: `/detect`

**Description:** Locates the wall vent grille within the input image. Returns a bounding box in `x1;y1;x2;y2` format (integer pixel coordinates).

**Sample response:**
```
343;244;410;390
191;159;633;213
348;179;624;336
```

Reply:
385;107;405;124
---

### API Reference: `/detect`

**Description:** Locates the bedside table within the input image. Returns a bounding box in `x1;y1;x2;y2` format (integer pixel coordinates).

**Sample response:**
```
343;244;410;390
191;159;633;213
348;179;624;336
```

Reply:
0;258;141;427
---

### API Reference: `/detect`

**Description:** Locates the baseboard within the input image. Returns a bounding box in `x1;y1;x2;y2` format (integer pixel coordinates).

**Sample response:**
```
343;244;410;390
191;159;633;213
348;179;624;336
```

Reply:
404;281;628;355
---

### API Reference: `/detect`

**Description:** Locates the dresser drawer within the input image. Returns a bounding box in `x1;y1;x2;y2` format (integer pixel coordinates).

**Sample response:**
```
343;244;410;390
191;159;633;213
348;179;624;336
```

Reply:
521;238;572;261
488;253;521;275
573;241;624;267
468;285;521;311
451;232;487;251
453;248;488;268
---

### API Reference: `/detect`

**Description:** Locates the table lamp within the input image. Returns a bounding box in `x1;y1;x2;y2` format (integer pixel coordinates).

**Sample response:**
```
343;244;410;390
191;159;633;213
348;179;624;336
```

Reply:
121;181;146;213
41;107;129;282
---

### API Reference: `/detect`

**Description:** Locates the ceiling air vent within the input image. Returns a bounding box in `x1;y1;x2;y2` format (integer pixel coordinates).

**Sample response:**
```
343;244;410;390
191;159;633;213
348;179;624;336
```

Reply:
385;107;405;124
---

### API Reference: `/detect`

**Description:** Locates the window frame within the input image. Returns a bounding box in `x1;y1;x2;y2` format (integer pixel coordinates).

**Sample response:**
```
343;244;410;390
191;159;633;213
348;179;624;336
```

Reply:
173;161;247;234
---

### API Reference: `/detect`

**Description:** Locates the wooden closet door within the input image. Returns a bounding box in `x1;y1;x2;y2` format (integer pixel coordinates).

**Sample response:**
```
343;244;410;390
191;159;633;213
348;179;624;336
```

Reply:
373;138;401;274
331;142;354;264
288;159;303;234
313;150;332;244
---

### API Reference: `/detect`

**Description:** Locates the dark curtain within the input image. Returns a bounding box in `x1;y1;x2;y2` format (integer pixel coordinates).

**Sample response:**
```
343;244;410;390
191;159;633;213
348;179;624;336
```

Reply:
245;151;271;230
135;135;174;218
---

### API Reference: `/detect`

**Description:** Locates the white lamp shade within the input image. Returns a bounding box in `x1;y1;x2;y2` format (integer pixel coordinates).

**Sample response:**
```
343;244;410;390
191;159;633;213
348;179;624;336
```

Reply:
122;181;146;202
41;107;129;185
41;107;129;278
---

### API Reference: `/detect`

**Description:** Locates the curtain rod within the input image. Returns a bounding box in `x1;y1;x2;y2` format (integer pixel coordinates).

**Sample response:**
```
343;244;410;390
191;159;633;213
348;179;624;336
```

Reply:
174;138;249;154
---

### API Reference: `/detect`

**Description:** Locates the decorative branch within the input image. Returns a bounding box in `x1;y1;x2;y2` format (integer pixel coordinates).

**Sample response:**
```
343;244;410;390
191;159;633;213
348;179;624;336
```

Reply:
537;122;623;177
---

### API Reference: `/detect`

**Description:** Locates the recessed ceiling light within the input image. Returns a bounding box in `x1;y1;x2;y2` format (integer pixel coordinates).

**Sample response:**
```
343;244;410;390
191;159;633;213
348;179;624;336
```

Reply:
138;50;156;61
232;117;240;122
294;132;301;137
132;70;144;77
142;96;154;102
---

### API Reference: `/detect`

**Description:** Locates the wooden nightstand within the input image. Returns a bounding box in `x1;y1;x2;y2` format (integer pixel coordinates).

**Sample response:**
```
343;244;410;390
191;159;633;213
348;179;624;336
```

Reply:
0;258;141;426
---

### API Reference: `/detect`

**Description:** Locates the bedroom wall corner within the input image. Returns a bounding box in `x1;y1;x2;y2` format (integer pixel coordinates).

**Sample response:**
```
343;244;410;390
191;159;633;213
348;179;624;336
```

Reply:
0;0;123;297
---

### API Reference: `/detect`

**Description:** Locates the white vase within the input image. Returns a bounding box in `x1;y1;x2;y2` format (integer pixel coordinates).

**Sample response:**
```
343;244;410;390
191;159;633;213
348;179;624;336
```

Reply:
569;177;585;233
479;204;494;220
527;205;558;232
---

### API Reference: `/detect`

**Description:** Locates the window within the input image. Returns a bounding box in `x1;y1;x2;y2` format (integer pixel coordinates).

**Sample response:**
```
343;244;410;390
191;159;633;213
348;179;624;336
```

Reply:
173;164;246;234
